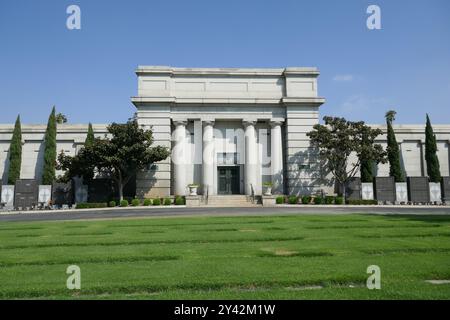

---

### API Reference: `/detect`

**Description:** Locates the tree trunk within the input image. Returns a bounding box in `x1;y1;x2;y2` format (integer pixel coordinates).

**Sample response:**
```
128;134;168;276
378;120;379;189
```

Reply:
342;182;347;204
119;184;124;202
117;172;124;201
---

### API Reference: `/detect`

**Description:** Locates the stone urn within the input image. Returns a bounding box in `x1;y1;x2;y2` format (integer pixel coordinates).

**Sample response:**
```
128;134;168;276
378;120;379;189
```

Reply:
262;183;273;196
188;184;199;196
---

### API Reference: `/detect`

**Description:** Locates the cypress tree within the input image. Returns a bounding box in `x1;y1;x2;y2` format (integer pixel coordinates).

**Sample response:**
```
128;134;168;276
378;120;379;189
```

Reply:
360;159;374;183
385;110;404;182
42;106;57;185
7;115;22;184
425;114;441;182
85;123;95;147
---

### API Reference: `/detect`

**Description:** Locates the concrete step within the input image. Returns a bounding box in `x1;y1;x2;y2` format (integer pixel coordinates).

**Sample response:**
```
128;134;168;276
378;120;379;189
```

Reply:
202;195;261;207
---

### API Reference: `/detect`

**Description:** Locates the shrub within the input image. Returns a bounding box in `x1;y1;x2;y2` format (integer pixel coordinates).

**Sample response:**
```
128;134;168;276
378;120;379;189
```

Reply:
108;200;116;207
120;200;129;207
175;196;185;205
276;196;284;204
335;196;344;205
325;196;334;205
288;196;298;204
153;198;161;206
143;199;152;206
163;198;172;205
347;199;378;205
131;199;140;206
314;196;323;205
301;196;311;204
76;203;107;209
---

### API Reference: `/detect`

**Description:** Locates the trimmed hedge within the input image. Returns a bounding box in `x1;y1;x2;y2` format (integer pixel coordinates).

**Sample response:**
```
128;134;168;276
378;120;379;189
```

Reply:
153;198;161;206
143;199;152;206
76;203;107;209
163;198;172;206
335;197;344;205
108;201;116;207
175;196;185;205
288;196;298;204
276;196;284;204
325;196;335;205
131;199;140;206
313;196;323;205
347;199;378;205
301;196;311;204
120;200;129;207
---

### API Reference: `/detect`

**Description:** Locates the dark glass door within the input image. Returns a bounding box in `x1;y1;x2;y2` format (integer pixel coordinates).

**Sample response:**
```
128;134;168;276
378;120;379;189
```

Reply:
218;167;240;194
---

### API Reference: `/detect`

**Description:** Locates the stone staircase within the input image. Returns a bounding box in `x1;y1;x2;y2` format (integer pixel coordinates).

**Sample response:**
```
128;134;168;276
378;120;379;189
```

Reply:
202;195;262;207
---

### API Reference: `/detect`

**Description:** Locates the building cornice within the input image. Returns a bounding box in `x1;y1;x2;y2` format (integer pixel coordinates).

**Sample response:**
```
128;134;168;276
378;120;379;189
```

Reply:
282;97;326;106
135;66;320;77
132;96;326;106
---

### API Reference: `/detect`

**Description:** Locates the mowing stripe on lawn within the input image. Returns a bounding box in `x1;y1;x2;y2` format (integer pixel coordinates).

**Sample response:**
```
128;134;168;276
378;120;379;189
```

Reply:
356;233;450;239
0;255;179;268
107;220;275;228
0;236;306;250
304;224;442;230
362;247;450;255
0;277;367;299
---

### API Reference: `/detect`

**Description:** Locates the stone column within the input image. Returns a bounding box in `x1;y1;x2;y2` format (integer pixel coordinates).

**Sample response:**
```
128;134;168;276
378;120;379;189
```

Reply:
173;120;187;196
270;120;284;194
202;120;215;196
243;120;258;195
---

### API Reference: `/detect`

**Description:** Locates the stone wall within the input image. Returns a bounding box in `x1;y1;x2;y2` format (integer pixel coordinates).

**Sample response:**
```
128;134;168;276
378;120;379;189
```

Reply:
0;124;108;184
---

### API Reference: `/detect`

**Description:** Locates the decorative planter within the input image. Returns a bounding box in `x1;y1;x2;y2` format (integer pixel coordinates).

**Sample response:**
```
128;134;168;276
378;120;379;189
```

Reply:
188;185;198;196
262;185;272;196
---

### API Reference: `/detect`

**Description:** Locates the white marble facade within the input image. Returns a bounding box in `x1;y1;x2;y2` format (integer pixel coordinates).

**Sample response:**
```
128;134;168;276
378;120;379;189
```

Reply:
131;66;325;197
0;66;450;198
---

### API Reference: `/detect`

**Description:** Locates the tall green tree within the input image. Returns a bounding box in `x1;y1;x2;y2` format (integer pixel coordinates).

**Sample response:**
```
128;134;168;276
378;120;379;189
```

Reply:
85;123;95;147
425;114;441;182
385;110;404;182
57;120;170;200
307;116;386;200
42;106;57;185
7;115;22;184
359;126;377;183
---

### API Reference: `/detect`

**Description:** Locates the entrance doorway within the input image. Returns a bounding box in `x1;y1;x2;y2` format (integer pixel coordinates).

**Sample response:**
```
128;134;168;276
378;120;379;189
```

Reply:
218;166;240;194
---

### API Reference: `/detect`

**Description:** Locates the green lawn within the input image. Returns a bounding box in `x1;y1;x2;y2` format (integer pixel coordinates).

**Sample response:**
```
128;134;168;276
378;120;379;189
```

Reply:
0;213;449;299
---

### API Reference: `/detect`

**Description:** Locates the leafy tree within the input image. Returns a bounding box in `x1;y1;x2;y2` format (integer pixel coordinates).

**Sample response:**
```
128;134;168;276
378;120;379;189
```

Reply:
85;123;95;147
57;119;170;200
7;115;22;184
42;106;57;184
425;114;441;182
307;116;386;200
55;113;68;124
385;110;404;182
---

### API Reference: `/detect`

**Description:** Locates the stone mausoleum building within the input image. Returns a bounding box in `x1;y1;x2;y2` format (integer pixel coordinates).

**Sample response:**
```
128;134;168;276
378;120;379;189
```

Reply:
1;66;450;199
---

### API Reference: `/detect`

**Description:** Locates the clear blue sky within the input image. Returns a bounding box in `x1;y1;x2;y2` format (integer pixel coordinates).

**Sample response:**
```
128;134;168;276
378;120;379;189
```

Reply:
1;0;449;125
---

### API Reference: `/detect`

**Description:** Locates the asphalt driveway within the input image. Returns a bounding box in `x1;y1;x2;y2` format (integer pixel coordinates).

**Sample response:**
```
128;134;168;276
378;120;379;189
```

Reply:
1;205;450;222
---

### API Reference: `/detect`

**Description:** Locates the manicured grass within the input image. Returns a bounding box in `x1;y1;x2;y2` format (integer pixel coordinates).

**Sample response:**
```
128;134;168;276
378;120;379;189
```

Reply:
0;214;449;299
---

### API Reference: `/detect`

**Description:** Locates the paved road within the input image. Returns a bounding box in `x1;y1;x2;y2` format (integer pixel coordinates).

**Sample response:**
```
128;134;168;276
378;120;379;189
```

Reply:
1;205;450;222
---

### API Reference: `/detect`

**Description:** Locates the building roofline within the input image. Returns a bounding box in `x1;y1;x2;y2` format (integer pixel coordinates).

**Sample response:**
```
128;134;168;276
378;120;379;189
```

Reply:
135;66;320;76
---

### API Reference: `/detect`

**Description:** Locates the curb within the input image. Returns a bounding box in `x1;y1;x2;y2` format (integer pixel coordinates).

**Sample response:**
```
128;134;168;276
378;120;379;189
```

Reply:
0;205;187;215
